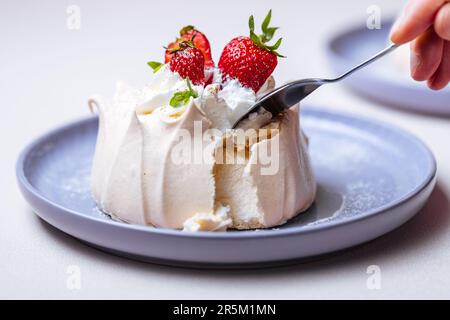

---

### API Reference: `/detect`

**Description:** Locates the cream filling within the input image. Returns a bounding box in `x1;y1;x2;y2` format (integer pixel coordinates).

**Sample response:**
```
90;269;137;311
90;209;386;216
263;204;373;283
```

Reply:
183;204;232;232
214;106;316;229
199;77;275;131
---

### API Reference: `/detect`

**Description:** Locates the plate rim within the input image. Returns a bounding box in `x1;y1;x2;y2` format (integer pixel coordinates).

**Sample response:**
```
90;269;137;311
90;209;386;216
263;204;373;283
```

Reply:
16;106;437;240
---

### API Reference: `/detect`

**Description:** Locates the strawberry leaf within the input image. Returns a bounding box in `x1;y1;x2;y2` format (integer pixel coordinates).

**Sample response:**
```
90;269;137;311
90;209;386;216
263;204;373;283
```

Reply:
180;25;195;36
266;38;282;51
249;15;255;33
166;39;195;53
272;49;286;58
261;9;272;33
262;27;278;42
250;32;262;47
248;9;285;58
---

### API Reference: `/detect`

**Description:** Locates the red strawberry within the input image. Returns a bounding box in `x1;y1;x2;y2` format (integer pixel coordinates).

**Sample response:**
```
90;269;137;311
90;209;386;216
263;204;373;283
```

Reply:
165;41;179;63
169;41;205;85
219;37;278;92
218;10;284;92
165;26;214;68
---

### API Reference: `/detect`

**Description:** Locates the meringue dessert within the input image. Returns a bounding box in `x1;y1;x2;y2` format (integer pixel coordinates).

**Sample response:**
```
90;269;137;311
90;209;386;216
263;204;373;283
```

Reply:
89;11;316;231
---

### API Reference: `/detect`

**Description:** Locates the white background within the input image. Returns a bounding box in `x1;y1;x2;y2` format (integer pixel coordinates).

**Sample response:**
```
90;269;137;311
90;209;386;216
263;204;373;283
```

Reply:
1;0;450;299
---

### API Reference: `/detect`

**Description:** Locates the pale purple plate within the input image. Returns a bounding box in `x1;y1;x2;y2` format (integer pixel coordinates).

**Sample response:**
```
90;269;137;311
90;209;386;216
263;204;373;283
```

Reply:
16;106;436;268
326;19;450;115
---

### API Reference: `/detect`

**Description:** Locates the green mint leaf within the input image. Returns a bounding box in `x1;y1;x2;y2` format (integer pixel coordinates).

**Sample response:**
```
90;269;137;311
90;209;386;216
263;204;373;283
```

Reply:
147;61;164;73
261;9;272;33
169;79;198;108
170;91;190;108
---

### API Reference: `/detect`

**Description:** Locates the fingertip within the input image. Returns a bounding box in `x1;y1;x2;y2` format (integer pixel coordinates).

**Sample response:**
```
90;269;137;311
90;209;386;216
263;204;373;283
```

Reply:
389;19;410;45
427;41;450;91
389;0;443;45
434;3;450;41
389;20;403;44
389;32;402;45
427;78;448;90
408;29;444;82
427;75;437;90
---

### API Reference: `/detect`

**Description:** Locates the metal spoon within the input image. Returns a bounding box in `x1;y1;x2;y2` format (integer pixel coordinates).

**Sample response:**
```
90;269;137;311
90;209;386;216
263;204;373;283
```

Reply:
232;43;400;128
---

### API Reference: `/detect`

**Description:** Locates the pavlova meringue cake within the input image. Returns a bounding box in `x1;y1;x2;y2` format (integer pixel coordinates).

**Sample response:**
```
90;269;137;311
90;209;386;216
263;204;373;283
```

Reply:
89;11;316;231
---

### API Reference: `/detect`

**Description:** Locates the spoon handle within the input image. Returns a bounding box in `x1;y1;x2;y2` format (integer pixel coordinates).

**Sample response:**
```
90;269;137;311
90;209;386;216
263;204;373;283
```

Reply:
330;43;400;83
281;44;400;107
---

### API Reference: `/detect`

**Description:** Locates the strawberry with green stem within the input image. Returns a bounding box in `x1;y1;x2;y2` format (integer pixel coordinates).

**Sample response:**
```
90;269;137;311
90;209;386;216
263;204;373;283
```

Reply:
165;26;214;68
148;40;206;85
166;40;206;85
218;10;285;92
148;26;213;84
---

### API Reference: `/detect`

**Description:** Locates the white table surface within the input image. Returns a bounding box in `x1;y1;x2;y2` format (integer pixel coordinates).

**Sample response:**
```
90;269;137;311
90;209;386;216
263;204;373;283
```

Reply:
2;0;450;299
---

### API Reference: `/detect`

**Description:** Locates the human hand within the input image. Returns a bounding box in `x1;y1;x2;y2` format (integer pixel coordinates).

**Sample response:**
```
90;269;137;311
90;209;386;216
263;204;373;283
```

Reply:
390;0;450;90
